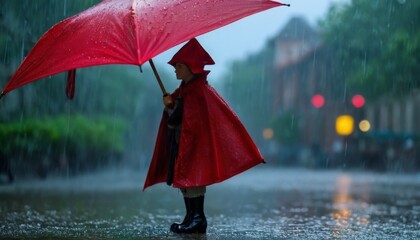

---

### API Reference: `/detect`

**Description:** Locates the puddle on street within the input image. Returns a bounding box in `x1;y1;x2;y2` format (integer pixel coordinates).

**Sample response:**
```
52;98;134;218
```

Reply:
0;168;419;239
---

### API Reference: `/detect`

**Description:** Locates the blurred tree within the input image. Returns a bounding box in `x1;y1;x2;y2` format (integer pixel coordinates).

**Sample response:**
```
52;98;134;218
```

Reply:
320;0;420;100
223;51;272;144
0;0;173;172
0;114;127;177
0;0;100;119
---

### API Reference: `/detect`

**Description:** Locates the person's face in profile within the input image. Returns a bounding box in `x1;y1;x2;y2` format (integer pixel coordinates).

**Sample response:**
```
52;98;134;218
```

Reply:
174;63;193;82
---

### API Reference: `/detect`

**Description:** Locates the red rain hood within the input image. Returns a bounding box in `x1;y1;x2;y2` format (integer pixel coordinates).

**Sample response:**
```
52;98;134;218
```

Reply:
168;38;215;74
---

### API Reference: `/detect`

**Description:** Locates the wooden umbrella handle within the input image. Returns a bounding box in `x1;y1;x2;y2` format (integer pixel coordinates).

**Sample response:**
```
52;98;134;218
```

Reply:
148;59;168;96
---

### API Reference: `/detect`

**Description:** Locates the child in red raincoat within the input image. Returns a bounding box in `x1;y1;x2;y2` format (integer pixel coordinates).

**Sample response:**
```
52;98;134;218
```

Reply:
143;38;264;234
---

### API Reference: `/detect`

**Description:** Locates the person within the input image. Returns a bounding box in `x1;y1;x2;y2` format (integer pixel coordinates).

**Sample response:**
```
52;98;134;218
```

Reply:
143;38;264;234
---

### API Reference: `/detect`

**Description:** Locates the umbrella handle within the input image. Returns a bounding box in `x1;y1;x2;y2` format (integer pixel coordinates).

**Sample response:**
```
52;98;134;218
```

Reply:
148;59;168;96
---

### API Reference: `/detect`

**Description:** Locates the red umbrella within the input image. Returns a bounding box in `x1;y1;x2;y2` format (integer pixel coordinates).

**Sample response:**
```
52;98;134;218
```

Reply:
1;0;289;99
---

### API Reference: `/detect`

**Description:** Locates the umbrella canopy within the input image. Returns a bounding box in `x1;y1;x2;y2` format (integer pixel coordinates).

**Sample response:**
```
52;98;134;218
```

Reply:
1;0;289;97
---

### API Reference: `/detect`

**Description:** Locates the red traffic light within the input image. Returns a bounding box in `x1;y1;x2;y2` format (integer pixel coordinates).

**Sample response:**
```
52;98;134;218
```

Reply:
351;95;365;108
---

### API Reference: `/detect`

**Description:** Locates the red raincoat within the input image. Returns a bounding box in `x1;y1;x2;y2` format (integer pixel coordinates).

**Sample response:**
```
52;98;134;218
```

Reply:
143;39;264;190
143;76;264;190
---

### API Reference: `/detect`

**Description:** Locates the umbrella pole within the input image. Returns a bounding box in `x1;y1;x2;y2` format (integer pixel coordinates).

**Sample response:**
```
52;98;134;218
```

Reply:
148;59;168;96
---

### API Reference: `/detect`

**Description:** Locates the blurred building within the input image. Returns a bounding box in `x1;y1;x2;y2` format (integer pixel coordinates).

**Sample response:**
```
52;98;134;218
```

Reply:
269;17;321;116
266;17;419;171
267;17;337;156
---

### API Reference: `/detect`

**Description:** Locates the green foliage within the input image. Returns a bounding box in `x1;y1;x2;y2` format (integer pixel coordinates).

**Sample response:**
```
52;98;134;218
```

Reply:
320;0;420;100
351;30;420;97
0;114;127;173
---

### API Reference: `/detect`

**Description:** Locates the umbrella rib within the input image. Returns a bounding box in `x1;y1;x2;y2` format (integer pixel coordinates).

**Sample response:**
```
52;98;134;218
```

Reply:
130;0;141;63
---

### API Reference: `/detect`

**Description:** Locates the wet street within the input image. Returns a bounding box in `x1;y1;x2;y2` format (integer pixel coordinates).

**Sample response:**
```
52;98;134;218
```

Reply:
0;167;419;239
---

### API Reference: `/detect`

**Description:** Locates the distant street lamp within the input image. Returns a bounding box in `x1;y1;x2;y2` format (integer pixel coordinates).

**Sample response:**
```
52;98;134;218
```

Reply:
359;120;371;132
351;95;365;108
336;115;354;136
311;94;325;108
263;128;274;139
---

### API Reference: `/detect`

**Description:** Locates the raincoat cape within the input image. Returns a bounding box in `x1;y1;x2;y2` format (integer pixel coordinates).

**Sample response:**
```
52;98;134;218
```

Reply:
143;76;264;190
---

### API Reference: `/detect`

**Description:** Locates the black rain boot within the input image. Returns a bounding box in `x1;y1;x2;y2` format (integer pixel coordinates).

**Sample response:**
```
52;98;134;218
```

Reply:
170;197;192;232
172;196;207;234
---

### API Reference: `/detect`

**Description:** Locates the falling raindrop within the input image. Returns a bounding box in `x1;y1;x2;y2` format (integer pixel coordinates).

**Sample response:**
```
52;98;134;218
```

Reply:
289;114;295;132
20;36;25;61
63;0;67;16
362;51;367;76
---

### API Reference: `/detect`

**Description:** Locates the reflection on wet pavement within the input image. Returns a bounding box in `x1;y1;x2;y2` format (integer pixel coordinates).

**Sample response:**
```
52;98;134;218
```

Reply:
0;168;419;239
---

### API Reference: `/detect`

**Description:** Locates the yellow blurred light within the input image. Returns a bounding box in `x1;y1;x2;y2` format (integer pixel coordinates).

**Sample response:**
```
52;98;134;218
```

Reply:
263;128;274;139
359;120;371;132
335;115;354;136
